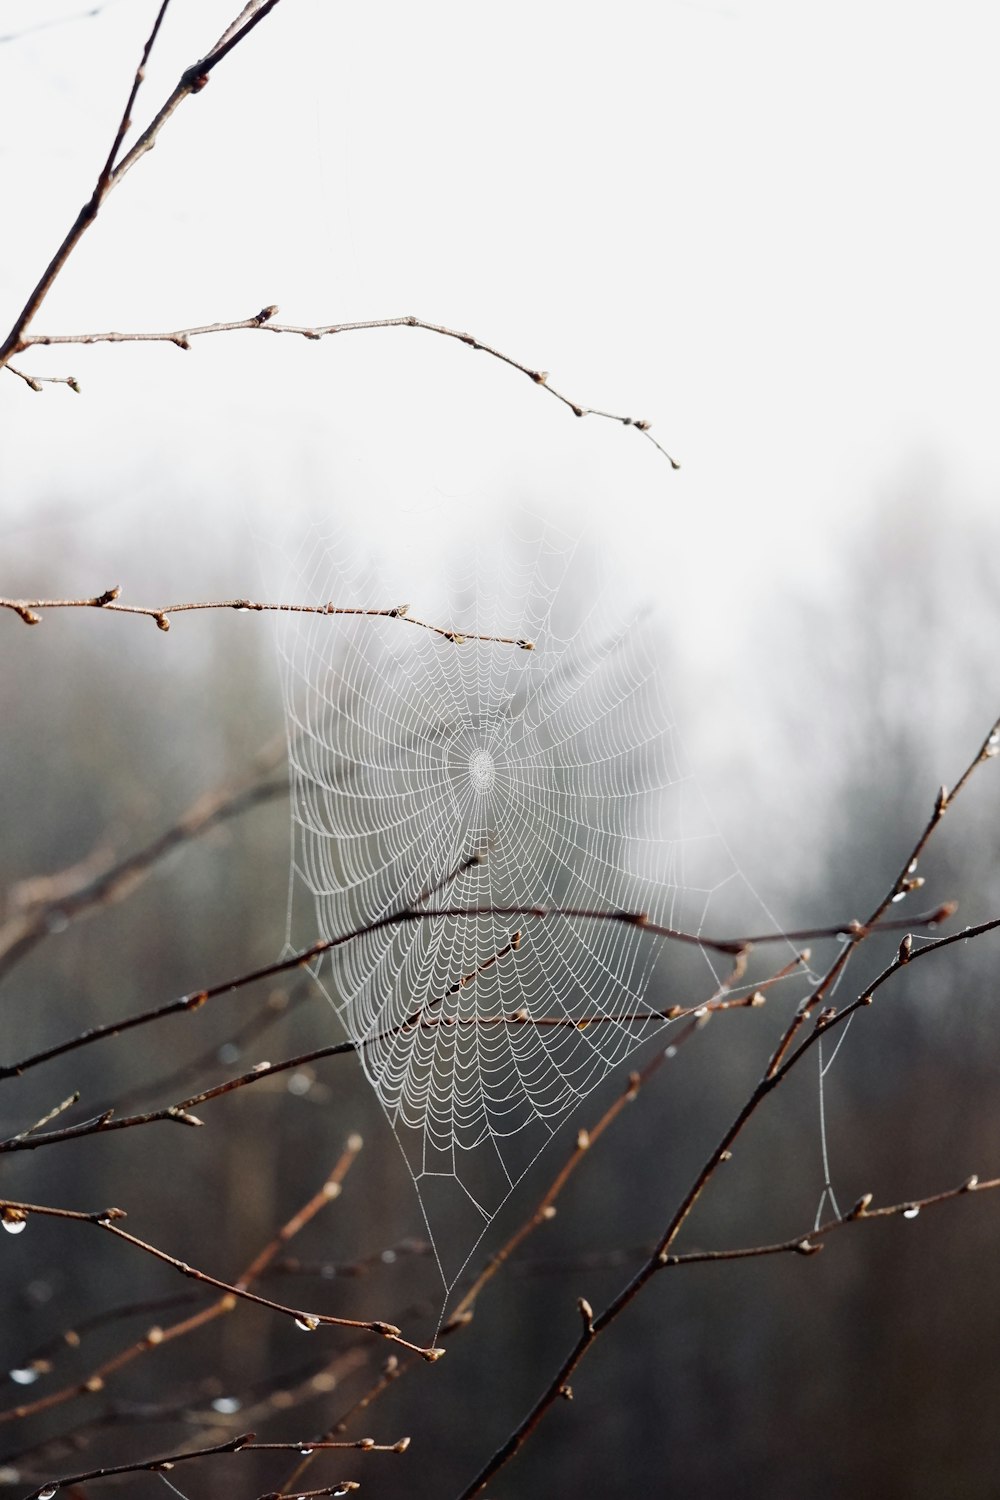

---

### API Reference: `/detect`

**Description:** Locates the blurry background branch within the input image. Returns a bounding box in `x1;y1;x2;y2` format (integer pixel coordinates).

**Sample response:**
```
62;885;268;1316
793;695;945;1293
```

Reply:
0;741;286;984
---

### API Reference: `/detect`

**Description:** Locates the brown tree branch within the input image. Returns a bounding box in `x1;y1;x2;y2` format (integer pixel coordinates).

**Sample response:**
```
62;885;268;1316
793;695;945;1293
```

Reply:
5;364;80;392
286;950;802;1494
0;978;755;1153
18;1429;404;1500
456;1169;1000;1500
11;309;680;465
453;713;1000;1496
0;587;539;647
0;0;288;369
0;1186;440;1371
0;902;951;1084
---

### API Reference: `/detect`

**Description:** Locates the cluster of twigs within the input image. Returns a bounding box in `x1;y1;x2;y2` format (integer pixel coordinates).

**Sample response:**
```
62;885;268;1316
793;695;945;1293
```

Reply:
2;706;999;1495
4;2;1000;1497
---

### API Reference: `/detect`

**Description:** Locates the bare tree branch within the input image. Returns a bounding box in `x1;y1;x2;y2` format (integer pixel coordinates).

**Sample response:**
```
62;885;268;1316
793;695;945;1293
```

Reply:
0;1187;441;1370
0;0;287;369
0;901;952;1083
455;1169;1000;1500
11;309;680;464
5;364;80;392
0;587;539;647
452;711;1000;1497
17;1427;405;1500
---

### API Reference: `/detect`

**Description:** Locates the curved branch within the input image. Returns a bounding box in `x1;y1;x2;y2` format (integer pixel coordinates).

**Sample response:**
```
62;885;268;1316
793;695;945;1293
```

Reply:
13;309;680;465
0;1193;440;1366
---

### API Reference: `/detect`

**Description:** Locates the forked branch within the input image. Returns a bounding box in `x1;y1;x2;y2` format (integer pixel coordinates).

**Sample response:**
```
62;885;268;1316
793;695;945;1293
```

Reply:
0;0;287;369
454;710;1000;1497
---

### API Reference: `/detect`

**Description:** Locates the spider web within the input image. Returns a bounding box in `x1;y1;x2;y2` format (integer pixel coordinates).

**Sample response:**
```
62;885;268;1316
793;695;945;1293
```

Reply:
270;510;764;1288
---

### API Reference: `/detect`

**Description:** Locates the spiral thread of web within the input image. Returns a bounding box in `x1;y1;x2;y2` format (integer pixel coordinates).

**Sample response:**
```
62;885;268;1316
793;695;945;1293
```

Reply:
275;520;736;1218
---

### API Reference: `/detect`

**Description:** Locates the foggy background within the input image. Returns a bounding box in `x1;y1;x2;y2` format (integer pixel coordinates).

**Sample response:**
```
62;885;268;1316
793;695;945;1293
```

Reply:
2;1;1000;1496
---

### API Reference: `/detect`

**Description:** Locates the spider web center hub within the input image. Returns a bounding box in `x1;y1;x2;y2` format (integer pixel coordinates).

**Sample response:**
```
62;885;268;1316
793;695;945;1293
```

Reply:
468;747;496;793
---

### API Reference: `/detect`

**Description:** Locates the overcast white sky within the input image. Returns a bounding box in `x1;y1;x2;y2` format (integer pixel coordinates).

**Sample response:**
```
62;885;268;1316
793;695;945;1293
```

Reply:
1;0;998;708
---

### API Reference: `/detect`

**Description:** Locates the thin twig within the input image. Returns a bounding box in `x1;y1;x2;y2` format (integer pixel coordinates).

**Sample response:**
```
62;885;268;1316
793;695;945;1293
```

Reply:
0;588;539;646
20;1431;256;1500
0;1192;440;1371
258;1485;360;1500
661;1173;998;1265
18;1430;398;1500
5;364;80;392
12;310;679;465
5;1091;80;1144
